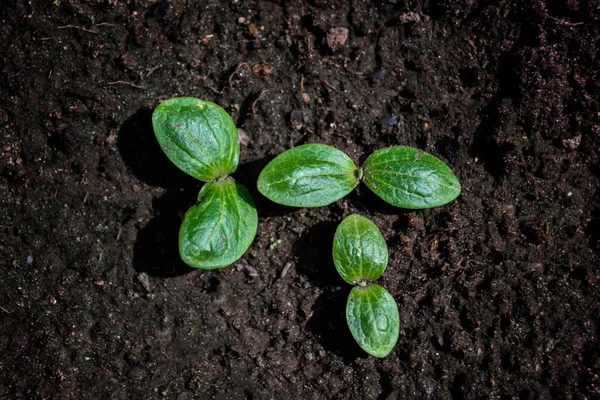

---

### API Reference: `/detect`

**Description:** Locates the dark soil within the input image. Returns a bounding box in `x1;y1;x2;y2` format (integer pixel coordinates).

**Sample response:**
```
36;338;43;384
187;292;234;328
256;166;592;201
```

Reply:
1;0;600;398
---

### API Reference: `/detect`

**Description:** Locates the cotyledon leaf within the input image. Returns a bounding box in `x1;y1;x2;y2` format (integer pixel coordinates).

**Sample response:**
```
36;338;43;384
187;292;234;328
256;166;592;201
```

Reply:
153;97;240;182
333;214;388;284
346;284;400;358
179;178;257;269
361;146;461;209
257;143;360;207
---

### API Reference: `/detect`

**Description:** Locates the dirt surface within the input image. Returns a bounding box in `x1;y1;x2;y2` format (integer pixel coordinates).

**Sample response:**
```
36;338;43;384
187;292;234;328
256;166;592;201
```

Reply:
1;0;600;398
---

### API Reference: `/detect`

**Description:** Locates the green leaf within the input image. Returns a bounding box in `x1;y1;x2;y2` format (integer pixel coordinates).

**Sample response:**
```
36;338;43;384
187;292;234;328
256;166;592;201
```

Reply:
153;97;240;182
257;144;359;207
346;284;400;358
361;146;461;209
333;214;388;284
179;178;257;269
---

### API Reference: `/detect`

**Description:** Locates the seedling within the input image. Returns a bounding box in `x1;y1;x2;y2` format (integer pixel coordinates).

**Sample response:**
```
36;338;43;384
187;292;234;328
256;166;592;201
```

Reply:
152;97;257;269
333;214;399;358
257;144;460;209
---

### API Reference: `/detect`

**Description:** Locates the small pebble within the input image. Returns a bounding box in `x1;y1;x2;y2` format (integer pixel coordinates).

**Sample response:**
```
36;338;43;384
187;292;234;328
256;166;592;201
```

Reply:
26;255;34;265
562;134;581;150
237;128;251;146
326;27;349;51
280;261;293;279
244;264;258;277
381;116;398;126
398;11;421;24
237;17;246;24
137;273;152;292
371;69;386;80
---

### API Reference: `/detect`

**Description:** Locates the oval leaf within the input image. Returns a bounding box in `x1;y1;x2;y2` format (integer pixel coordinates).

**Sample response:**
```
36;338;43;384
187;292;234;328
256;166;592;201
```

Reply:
361;146;461;209
346;284;400;358
333;214;388;284
179;179;257;269
257;144;359;207
153;97;240;182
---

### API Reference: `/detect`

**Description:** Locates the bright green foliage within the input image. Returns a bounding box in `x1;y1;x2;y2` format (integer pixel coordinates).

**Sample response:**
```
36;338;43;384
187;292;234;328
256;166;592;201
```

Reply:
257;144;359;207
346;284;400;358
333;214;388;284
361;146;461;209
153;97;239;182
257;144;460;210
153;97;256;270
332;215;400;358
179;179;257;269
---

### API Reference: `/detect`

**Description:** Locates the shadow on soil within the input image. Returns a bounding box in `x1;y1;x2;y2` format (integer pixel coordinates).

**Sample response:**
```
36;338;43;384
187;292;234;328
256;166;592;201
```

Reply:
306;288;365;363
117;107;198;189
293;221;364;362
132;189;197;277
117;108;199;277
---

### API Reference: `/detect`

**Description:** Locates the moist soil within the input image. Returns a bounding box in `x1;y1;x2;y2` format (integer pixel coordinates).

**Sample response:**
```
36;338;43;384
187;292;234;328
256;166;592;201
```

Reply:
1;1;600;399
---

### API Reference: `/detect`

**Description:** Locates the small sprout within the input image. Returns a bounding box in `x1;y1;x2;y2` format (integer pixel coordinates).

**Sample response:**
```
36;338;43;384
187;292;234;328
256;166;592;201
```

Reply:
269;238;282;250
153;97;257;270
257;144;460;209
333;214;399;358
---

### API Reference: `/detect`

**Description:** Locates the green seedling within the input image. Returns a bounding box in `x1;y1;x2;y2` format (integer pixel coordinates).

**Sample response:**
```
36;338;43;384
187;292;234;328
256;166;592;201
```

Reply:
153;97;257;269
333;214;399;358
257;144;460;209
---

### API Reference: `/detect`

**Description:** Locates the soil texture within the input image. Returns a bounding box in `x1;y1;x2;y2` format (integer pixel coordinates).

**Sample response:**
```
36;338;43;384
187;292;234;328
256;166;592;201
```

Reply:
1;0;600;399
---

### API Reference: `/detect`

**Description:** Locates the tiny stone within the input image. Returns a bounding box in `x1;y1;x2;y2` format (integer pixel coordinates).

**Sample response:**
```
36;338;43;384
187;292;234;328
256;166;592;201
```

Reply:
237;17;246;24
326;27;349;51
398;11;421;24
381;116;398;126
137;273;152;292
26;255;34;265
562;134;581;150
244;264;258;277
237;128;251;146
280;261;293;278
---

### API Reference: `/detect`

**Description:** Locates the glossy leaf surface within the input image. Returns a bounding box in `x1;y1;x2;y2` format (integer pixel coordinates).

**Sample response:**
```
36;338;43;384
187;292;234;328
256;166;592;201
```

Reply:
333;214;388;284
257;144;359;207
346;284;400;358
153;97;239;182
179;179;257;269
361;146;461;209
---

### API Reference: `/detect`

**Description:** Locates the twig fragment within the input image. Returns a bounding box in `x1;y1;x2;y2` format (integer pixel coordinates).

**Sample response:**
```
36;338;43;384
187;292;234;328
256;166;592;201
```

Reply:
106;81;146;90
57;25;98;34
252;89;269;114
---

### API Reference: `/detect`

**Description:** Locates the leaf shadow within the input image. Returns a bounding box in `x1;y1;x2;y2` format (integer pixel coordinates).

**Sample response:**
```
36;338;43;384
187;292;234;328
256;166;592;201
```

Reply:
133;188;198;277
305;288;365;363
116;108;200;277
293;221;366;361
117;107;198;189
347;183;411;216
292;221;342;289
